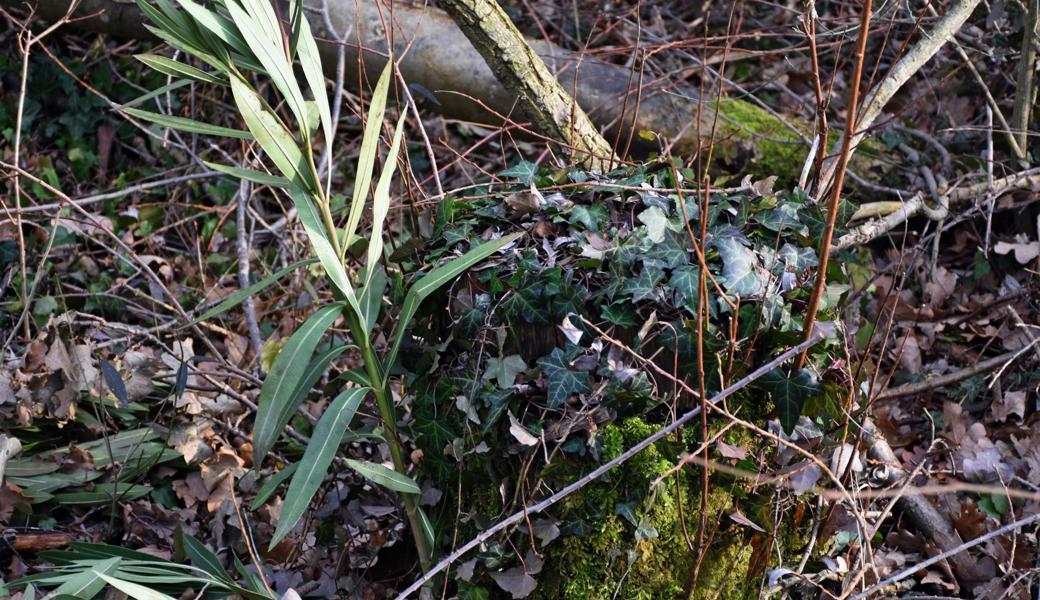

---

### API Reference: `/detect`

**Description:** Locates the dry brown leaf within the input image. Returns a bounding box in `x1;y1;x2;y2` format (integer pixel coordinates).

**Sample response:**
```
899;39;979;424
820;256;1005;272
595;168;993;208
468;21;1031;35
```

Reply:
992;390;1026;422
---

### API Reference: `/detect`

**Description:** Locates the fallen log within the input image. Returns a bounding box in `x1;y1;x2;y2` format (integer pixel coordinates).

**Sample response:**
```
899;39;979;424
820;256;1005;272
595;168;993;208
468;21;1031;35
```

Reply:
4;0;819;174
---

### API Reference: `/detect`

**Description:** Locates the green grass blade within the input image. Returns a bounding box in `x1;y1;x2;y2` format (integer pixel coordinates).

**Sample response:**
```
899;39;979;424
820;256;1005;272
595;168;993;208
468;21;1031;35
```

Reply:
122;107;252;139
95;573;177;600
363;110;407;291
203;160;290;187
358;267;387;336
143;25;228;73
229;76;315;190
52;557;121;598
271;387;367;548
119;79;193;109
193;258;316;324
344;459;420;494
343;62;394;251
134;54;226;85
385;232;522;374
252;304;343;462
53;484;152;505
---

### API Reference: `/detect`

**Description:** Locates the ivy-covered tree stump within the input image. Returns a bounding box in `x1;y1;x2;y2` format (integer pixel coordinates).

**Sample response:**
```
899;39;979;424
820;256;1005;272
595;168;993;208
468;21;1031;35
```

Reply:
399;161;852;598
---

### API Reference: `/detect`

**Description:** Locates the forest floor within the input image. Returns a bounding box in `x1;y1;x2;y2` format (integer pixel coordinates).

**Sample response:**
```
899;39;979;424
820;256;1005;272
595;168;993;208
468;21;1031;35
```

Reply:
1;0;1039;599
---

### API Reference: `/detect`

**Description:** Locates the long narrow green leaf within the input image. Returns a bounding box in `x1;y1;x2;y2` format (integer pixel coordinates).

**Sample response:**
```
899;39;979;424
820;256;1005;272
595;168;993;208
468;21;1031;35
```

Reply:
142;24;228;73
134;54;226;85
203;160;290;187
194;258;316;323
228;76;315;190
363;110;408;291
267;343;352;460
271;387;367;548
179;533;231;584
290;189;364;320
291;1;332;168
95;573;177;600
249;462;298;510
53;484;152;505
343;62;394;251
345;459;421;494
122;107;252;139
385;232;522;375
289;343;352;398
171;0;252;57
252;304;343;462
358;267;387;336
52;557;121;598
226;0;309;132
120;79;193;109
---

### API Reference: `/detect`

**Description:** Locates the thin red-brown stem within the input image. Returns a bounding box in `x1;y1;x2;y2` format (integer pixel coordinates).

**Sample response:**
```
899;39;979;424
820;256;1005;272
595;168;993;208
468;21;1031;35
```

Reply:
804;7;829;192
796;0;875;369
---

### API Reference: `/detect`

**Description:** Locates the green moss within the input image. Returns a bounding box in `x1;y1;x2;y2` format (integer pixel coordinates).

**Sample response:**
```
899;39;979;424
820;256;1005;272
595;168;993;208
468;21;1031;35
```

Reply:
536;418;759;600
714;97;887;184
715;98;810;182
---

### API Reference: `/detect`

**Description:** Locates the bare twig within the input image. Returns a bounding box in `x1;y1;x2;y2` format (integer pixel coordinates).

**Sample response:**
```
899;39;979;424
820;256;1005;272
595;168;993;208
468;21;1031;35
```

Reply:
796;0;874;368
3;0;82;344
235;178;263;359
1010;0;1038;158
12;171;221;215
874;350;1022;399
818;0;985;194
850;510;1040;599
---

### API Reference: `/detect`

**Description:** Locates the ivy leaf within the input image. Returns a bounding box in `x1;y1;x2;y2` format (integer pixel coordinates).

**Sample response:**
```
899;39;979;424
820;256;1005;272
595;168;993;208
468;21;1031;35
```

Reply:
668;266;700;307
503;286;549;324
637;206;671;243
499;160;538;185
621;268;664;302
490;567;538;598
756;203;807;236
483;355;529;389
537;346;592;407
643;232;689;270
601;302;638;327
759;368;821;434
714;235;766;298
778;243;818;271
570;204;608;232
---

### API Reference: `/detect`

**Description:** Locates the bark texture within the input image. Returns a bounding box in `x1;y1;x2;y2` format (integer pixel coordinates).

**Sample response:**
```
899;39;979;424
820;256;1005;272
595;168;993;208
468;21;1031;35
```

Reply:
437;0;616;169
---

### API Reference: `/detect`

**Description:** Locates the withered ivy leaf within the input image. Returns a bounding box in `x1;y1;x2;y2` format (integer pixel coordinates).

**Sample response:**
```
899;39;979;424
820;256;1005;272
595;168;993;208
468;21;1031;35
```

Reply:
537;346;592;408
491;567;538;598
